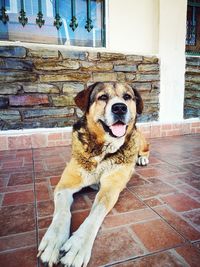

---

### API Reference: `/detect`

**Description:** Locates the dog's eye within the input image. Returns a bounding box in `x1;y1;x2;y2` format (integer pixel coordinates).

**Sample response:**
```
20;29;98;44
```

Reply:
123;94;132;101
98;94;109;101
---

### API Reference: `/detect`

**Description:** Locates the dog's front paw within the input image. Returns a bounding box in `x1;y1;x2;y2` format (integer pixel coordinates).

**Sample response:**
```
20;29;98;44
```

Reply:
60;233;92;267
137;156;149;166
38;226;68;267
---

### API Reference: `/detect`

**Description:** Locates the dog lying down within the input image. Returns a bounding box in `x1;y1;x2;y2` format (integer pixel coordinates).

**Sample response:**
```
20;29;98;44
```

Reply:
38;82;150;267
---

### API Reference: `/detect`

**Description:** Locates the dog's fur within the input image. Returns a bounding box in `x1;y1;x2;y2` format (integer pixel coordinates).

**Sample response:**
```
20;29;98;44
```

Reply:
38;82;150;267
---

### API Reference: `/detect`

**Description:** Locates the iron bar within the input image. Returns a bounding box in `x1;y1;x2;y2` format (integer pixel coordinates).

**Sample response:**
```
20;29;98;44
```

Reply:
85;0;93;32
102;0;106;47
18;0;28;26
36;0;45;28
69;0;78;31
54;0;62;30
0;0;9;24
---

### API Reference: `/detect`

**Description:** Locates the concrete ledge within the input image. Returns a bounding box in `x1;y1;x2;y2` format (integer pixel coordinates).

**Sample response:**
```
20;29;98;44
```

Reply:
0;119;199;151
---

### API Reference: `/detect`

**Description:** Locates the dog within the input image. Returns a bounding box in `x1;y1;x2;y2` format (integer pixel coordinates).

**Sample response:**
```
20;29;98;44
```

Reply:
38;82;150;267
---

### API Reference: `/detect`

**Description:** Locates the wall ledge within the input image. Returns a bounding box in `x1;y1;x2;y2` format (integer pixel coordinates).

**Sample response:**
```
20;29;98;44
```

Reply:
0;120;199;151
0;41;159;57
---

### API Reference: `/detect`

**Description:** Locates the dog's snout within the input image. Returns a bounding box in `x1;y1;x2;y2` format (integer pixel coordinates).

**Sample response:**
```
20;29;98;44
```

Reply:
112;103;127;115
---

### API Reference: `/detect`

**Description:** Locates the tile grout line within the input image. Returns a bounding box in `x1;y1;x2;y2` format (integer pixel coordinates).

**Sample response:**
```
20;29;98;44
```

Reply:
104;243;191;267
126;187;192;244
31;147;40;267
0;244;36;255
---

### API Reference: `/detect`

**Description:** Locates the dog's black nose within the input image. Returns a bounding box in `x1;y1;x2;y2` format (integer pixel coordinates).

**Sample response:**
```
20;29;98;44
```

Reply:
112;103;127;115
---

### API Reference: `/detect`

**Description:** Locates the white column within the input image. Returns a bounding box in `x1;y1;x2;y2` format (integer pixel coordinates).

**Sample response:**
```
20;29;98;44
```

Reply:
159;0;187;122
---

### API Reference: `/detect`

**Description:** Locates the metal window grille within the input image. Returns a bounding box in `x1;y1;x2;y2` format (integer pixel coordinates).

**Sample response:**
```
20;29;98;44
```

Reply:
186;0;200;55
186;5;196;46
0;0;106;47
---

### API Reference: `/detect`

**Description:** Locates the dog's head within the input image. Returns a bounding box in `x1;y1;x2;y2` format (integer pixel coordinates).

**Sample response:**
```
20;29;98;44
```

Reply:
74;82;143;139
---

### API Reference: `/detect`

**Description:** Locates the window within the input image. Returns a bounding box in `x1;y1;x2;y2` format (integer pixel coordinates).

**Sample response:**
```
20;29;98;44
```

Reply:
0;0;106;47
186;0;200;55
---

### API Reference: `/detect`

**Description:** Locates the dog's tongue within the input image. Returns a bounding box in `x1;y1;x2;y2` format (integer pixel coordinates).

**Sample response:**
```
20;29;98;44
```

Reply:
110;123;126;137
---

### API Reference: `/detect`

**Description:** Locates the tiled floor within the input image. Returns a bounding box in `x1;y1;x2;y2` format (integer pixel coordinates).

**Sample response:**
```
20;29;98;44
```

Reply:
0;135;200;267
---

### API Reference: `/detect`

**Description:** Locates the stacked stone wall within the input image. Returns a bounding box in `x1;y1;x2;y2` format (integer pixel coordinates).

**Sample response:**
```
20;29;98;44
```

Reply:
184;57;200;119
0;45;160;130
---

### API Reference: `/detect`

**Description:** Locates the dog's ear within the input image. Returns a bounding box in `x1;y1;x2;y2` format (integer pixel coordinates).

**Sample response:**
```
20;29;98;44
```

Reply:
74;83;100;112
132;88;143;114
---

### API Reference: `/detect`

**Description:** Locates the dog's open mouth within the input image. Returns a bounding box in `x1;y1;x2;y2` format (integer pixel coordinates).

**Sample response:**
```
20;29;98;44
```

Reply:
110;122;127;137
99;120;127;138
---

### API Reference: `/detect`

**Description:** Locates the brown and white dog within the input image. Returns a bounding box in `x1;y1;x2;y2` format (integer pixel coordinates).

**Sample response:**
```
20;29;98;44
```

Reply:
38;82;150;267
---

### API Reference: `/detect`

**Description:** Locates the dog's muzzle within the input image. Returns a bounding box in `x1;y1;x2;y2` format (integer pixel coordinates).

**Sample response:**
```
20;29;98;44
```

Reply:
109;103;128;137
99;102;129;138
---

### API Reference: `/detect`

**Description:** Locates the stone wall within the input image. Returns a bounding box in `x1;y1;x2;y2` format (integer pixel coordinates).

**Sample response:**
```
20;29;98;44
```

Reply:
0;45;160;130
184;57;200;119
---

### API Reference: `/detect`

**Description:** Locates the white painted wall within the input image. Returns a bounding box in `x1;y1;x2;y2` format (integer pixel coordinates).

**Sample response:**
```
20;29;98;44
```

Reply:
107;0;188;123
158;0;187;122
107;0;159;54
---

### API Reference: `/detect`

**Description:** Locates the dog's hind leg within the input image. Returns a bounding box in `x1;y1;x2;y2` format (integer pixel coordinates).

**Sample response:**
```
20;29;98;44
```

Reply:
136;129;150;166
38;159;84;267
60;164;133;267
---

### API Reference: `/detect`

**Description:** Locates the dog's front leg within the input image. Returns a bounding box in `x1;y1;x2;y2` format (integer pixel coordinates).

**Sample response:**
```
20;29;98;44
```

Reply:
38;161;83;267
60;164;133;267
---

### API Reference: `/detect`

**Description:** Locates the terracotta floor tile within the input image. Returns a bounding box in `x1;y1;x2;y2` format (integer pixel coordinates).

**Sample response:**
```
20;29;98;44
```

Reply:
0;194;3;206
136;167;168;178
0;246;37;267
49;175;60;186
0;183;34;193
0;231;36;252
103;208;158;229
154;206;200;241
158;173;185;186
71;210;90;233
85;190;100;203
37;200;54;217
111;250;187;267
182;209;200;230
179;173;200;190
127;173;148;187
44;158;66;170
194;241;200;250
131;219;185;252
35;169;63;180
35;182;52;201
130;181;177;199
176;244;200;267
0;174;9;187
71;194;90;211
0;204;36;236
180;163;200;176
3;190;34;206
38;216;52;230
38;229;46;244
114;189;145;213
148;155;165;165
88;227;144;267
0;134;199;267
8;172;33;186
16;149;33;157
177;183;200;199
144;197;163;207
1;159;24;170
161;193;200;212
